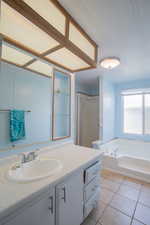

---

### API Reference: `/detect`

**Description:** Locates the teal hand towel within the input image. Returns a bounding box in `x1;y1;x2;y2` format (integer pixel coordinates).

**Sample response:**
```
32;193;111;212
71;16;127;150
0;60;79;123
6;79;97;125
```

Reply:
10;110;25;142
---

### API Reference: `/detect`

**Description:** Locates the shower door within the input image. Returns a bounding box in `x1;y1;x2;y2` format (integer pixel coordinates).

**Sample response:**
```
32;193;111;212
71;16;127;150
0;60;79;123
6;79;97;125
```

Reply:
76;94;99;147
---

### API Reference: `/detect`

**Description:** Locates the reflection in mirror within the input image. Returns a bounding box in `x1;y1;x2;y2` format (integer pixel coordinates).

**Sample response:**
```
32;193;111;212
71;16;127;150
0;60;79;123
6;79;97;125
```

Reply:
0;40;53;153
2;43;33;66
52;70;71;140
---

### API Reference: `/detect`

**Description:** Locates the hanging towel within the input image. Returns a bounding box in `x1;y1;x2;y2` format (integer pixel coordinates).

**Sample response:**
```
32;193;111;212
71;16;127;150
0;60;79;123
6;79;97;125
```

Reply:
10;110;25;142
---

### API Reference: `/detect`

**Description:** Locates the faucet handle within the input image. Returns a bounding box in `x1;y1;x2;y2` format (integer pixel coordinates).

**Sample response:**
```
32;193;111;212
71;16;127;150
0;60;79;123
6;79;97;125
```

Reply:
19;153;26;163
28;151;38;160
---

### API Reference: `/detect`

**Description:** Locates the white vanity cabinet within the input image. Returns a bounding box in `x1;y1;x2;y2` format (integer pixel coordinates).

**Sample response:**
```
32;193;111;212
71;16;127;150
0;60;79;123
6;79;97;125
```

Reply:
3;188;55;225
1;158;101;225
56;171;84;225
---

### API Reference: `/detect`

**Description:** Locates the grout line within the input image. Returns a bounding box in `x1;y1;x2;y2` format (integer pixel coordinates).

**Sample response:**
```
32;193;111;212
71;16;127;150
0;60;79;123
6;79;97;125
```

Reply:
121;182;143;191
106;190;134;219
100;185;121;194
137;183;150;208
97;194;114;224
133;218;146;225
137;201;150;209
100;171;149;225
95;204;108;224
84;186;147;224
98;177;117;223
108;204;133;218
129;183;142;225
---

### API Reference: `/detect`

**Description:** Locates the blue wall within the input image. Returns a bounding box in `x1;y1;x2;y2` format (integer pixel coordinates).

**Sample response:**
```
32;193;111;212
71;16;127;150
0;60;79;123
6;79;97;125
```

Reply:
115;79;150;141
0;62;52;149
102;79;115;143
76;79;99;96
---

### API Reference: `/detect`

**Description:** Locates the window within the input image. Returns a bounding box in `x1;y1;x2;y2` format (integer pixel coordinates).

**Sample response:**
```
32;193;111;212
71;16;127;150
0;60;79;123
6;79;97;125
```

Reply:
123;95;143;134
122;89;150;135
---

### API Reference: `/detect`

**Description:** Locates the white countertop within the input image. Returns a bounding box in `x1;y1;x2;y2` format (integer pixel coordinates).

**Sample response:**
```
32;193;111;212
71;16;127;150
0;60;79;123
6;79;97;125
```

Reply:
0;144;103;221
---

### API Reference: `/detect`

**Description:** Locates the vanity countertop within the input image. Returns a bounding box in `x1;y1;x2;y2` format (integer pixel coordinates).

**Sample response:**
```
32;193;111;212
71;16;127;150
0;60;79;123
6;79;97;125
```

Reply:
0;144;103;221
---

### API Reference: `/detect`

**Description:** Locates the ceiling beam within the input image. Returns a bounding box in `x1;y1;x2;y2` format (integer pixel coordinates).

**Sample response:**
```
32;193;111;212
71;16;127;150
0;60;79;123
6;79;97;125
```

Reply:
50;0;98;48
2;35;74;72
3;0;97;67
42;45;63;57
23;45;63;67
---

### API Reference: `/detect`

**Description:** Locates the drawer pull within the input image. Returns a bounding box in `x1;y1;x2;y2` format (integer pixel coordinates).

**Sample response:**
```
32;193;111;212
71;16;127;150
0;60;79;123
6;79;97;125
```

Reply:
49;196;54;214
62;186;66;203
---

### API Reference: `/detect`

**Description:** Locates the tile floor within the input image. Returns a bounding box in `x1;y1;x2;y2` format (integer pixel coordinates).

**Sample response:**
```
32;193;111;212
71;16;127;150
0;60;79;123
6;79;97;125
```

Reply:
82;170;150;225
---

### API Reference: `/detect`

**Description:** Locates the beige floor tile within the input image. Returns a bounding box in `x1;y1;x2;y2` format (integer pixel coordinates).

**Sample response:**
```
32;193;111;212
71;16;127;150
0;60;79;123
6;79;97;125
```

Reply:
81;214;96;225
101;169;111;177
123;177;142;190
100;177;105;184
101;178;121;193
131;219;145;225
100;206;131;225
101;170;124;184
110;193;136;217
134;203;150;225
90;201;107;222
100;188;114;204
118;184;140;201
141;182;150;194
139;190;150;207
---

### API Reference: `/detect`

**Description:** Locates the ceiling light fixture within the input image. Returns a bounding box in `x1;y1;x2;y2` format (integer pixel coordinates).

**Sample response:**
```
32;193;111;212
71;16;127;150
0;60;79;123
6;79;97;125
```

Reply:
100;57;120;69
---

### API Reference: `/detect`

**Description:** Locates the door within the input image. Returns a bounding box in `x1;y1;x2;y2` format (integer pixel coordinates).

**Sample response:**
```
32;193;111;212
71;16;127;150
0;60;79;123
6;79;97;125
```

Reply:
56;171;83;225
77;94;99;147
4;189;55;225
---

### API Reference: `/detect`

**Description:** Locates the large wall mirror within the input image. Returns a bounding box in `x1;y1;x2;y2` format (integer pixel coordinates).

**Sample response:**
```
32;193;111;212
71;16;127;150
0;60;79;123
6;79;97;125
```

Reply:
52;70;71;140
0;40;72;154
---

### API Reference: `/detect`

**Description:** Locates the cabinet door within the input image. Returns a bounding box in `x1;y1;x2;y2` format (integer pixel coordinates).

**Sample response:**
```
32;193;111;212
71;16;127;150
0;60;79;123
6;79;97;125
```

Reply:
56;171;83;225
4;189;55;225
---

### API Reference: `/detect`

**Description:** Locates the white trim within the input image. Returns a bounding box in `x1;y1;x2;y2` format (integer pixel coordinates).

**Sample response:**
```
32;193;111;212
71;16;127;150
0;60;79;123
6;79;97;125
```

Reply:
121;88;150;95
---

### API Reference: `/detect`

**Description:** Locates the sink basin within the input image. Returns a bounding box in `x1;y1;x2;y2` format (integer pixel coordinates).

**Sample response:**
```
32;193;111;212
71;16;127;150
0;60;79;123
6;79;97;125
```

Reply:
7;157;62;182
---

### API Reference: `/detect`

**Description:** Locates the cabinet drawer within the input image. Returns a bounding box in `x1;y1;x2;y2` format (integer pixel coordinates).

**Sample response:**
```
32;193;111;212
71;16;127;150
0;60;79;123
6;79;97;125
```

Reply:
84;189;100;218
84;175;100;202
85;162;101;184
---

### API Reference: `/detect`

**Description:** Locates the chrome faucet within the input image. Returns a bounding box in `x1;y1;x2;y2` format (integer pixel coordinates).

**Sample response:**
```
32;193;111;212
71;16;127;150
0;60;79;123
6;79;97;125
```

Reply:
113;148;119;158
20;151;38;164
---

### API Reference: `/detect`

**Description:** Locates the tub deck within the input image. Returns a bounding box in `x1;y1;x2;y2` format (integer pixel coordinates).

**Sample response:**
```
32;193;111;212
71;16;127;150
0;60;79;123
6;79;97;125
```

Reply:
97;138;150;182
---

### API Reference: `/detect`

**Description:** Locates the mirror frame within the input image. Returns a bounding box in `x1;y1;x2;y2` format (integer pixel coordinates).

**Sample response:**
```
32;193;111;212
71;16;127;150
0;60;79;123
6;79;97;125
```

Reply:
52;69;71;141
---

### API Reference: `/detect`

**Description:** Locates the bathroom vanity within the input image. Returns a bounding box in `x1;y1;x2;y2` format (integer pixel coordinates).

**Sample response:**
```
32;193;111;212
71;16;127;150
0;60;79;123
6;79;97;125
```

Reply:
0;144;102;225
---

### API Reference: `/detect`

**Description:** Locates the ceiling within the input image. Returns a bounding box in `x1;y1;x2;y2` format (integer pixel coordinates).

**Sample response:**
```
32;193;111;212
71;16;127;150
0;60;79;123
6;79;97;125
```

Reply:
59;0;150;85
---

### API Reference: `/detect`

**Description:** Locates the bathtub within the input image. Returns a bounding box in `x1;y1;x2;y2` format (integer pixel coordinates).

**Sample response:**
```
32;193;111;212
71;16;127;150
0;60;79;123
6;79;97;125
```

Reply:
93;138;150;182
